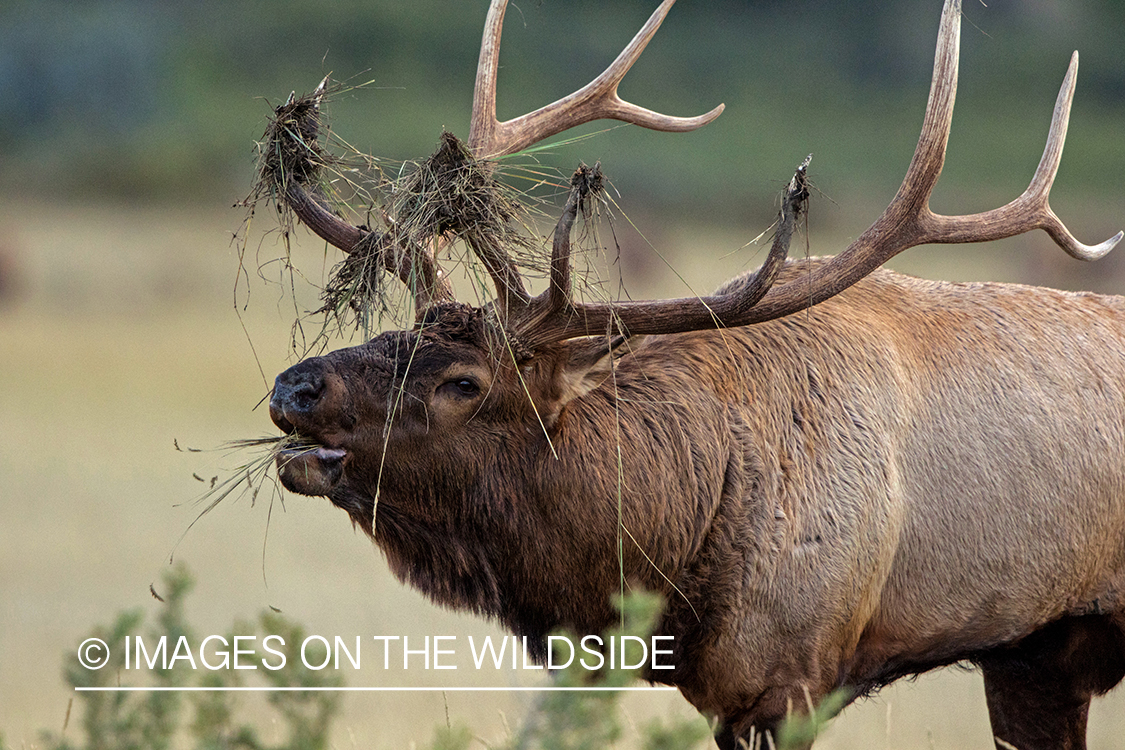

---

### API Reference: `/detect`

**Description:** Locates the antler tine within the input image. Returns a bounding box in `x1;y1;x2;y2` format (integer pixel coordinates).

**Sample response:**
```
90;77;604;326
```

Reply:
469;0;509;157
922;51;1123;260
283;180;365;252
468;0;725;160
501;164;603;340
464;230;529;317
739;0;1121;322
276;78;454;314
510;159;805;350
546;164;603;315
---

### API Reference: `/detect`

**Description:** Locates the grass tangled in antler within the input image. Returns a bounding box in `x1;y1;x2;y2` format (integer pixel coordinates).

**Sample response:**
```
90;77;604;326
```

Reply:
238;80;395;347
238;78;622;350
392;132;534;255
315;232;394;340
257;93;328;194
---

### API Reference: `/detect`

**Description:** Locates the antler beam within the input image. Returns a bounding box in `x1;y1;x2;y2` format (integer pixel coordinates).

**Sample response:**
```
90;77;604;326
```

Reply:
467;0;725;159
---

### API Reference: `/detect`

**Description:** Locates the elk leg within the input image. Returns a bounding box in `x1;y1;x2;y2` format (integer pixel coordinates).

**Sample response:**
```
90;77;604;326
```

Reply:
713;721;739;750
713;721;800;750
714;710;815;750
979;615;1125;750
982;672;1090;750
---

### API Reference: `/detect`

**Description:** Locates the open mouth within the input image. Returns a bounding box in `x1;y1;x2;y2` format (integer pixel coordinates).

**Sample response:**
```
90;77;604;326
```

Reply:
276;445;348;496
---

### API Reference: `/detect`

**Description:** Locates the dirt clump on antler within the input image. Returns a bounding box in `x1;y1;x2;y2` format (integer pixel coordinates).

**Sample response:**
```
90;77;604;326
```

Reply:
246;83;341;214
260;95;327;191
242;81;564;342
394;131;525;246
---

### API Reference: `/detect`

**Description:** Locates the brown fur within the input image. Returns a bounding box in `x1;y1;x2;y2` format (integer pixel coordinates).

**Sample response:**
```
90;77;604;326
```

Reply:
270;259;1125;748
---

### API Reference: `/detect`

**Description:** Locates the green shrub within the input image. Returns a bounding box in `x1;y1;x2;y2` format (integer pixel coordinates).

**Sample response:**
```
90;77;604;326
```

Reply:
38;564;339;750
34;568;845;749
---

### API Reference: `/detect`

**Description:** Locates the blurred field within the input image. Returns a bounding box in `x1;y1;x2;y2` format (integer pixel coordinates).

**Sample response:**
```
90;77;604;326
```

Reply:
2;190;1124;749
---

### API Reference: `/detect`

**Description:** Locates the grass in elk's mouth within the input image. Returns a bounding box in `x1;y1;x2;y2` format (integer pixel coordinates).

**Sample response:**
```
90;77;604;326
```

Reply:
170;433;321;563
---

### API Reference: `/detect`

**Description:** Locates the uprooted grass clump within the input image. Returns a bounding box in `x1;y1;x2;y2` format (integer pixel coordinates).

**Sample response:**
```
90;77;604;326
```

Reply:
394;131;525;244
33;564;341;750
238;78;611;347
313;130;547;336
313;231;396;341
256;90;329;195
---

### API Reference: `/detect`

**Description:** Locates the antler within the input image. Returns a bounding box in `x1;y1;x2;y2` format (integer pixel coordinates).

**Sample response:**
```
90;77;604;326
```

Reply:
276;1;726;318
508;0;1122;348
270;79;455;310
739;0;1122;324
510;159;805;350
468;0;725;160
464;0;725;315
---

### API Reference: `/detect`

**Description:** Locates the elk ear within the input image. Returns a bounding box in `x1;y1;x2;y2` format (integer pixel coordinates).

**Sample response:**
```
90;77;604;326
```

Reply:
543;335;644;428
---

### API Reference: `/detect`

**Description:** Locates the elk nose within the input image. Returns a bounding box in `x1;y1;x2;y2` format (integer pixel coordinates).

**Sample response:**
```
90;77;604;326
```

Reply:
270;364;326;432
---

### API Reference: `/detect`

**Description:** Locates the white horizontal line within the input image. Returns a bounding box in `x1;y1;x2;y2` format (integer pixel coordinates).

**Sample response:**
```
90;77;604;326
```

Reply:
75;686;678;693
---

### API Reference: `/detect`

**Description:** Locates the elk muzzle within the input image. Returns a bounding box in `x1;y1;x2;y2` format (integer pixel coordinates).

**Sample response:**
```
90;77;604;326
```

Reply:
270;361;327;434
270;360;351;496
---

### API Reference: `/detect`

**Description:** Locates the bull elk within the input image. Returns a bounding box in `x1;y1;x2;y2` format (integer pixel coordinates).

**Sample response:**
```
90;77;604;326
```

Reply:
261;0;1124;747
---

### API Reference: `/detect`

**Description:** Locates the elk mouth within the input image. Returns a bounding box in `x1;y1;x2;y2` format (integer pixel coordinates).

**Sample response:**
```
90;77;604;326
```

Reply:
276;445;348;496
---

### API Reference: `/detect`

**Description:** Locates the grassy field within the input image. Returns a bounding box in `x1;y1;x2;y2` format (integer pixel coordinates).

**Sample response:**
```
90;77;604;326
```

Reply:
2;196;1124;749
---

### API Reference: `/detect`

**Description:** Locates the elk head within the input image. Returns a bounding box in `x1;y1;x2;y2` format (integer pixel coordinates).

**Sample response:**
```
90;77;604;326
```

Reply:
265;0;1120;538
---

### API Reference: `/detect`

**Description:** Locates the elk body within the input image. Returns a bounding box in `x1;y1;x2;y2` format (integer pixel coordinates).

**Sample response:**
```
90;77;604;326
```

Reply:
262;1;1124;747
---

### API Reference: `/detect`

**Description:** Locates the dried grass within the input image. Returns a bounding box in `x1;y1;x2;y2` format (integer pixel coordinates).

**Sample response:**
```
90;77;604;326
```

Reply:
238;77;619;351
172;433;321;558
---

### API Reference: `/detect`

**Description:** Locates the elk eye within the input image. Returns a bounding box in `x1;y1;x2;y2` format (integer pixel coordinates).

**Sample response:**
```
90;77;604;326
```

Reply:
440;378;480;399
